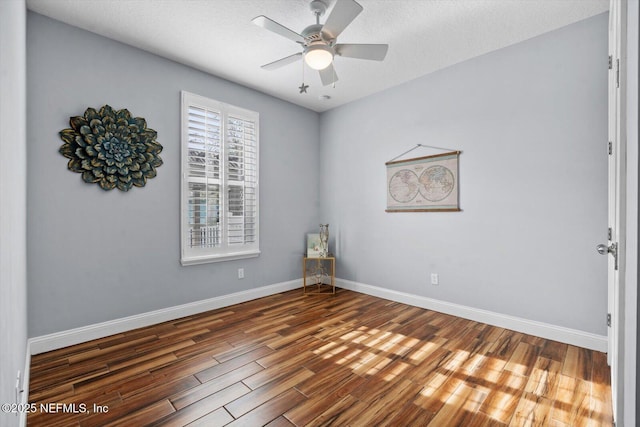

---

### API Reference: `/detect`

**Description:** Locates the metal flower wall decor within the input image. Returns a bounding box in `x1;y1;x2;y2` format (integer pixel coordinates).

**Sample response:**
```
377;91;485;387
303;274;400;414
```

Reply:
59;105;163;191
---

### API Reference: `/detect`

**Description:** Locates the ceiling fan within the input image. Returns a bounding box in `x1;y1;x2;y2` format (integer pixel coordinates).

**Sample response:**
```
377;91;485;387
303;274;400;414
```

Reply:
252;0;389;86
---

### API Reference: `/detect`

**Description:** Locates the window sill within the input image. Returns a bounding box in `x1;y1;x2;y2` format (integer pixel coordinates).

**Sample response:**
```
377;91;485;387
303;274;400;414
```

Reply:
181;250;260;266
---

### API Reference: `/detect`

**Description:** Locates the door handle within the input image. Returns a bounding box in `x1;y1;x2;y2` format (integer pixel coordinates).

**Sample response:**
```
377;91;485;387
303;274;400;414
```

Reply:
596;243;614;255
597;242;618;270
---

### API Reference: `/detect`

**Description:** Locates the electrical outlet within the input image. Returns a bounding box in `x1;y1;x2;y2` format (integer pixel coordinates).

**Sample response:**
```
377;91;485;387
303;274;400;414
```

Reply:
238;268;244;279
431;273;439;286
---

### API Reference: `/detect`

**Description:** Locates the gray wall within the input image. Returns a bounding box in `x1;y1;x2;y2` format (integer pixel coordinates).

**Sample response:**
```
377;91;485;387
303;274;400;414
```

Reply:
27;12;320;337
1;1;28;425
319;13;609;335
26;10;610;339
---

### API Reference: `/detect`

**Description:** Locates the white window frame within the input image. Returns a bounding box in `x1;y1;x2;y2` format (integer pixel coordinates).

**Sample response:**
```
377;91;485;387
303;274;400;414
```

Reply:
180;91;260;265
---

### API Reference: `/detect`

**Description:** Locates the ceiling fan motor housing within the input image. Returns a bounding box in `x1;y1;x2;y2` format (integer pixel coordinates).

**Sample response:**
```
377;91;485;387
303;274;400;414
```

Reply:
301;24;326;44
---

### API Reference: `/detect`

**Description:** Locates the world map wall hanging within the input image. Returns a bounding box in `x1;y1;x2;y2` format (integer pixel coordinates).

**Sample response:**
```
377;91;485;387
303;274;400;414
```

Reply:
386;151;461;212
59;105;163;191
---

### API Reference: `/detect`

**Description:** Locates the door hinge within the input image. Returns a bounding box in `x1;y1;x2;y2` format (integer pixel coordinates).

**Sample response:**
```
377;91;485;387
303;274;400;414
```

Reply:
607;313;612;327
608;227;612;241
610;56;620;87
608;141;612;155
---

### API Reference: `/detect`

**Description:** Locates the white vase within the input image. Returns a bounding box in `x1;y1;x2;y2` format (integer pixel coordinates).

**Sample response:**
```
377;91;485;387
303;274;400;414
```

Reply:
319;224;329;257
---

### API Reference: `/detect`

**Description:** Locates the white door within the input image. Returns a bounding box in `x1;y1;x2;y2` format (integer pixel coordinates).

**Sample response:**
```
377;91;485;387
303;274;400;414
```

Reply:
600;0;625;420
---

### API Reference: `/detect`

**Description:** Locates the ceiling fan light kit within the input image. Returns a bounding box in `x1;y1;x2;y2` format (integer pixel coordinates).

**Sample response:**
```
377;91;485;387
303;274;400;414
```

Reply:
304;43;334;70
252;0;388;87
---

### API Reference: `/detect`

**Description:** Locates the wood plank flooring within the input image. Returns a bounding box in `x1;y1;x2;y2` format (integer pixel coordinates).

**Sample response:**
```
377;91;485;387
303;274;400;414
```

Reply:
28;289;613;426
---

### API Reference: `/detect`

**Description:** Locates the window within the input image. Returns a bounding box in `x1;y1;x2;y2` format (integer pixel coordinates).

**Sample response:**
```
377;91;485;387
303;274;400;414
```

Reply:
181;91;259;265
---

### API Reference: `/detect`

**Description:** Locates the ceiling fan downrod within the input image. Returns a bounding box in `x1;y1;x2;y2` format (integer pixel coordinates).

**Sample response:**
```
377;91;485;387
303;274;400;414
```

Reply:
309;0;327;25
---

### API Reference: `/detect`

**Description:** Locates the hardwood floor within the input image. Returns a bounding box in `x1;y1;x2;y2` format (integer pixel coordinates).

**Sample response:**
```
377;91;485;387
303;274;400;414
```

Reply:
28;289;613;426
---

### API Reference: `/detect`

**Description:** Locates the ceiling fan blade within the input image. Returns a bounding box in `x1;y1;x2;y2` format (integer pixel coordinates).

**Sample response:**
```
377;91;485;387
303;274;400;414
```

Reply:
261;52;303;70
335;44;388;61
321;0;363;39
319;63;339;86
252;15;305;44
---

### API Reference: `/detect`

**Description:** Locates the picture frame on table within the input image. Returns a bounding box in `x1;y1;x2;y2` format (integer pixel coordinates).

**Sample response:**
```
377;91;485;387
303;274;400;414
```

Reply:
306;233;321;257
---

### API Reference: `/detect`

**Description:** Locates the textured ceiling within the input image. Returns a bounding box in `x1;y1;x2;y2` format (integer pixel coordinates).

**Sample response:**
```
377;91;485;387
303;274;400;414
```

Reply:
26;0;609;112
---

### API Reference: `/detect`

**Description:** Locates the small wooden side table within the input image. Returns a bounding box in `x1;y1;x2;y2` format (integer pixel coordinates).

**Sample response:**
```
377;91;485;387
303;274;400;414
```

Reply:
303;256;335;295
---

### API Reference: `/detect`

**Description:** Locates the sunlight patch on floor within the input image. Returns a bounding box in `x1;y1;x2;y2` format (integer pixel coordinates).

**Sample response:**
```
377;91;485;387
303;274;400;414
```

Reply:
420;372;449;397
321;344;349;360
408;341;440;362
442;349;469;372
383;361;410;382
486;390;516;421
307;316;612;426
337;348;362;365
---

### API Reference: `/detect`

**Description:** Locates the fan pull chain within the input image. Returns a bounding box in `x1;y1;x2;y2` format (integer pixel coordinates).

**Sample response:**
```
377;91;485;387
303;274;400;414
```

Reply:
298;59;309;94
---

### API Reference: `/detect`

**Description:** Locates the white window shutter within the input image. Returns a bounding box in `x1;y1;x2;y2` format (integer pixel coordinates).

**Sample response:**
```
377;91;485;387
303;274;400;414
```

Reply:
181;92;259;265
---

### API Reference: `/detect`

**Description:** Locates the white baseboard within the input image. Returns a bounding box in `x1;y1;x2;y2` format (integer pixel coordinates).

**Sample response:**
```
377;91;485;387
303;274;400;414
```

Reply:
19;342;30;427
28;279;301;355
337;278;608;352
